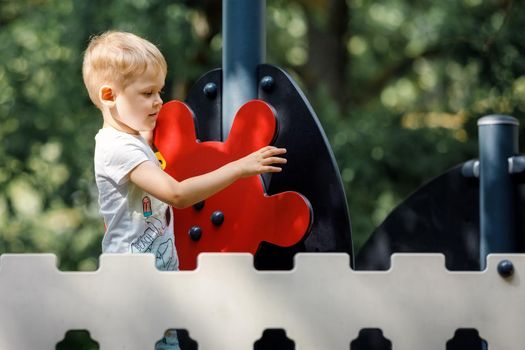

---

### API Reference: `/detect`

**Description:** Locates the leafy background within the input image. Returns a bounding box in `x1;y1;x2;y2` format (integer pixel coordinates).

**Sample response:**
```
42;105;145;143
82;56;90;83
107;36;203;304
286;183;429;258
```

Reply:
1;0;524;268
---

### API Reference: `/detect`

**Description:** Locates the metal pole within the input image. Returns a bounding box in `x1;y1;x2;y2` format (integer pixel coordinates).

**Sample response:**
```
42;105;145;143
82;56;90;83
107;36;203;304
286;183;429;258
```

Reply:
222;0;266;140
478;115;519;269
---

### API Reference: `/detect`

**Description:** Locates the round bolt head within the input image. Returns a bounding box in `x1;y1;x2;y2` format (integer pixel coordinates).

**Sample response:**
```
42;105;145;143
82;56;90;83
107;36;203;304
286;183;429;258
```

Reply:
260;76;275;92
211;211;225;226
203;82;218;98
497;259;514;278
189;226;202;241
193;201;205;211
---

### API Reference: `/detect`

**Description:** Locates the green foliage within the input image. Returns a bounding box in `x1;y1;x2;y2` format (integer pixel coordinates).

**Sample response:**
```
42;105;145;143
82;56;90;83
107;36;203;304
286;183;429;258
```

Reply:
266;0;525;250
1;0;524;267
0;0;222;270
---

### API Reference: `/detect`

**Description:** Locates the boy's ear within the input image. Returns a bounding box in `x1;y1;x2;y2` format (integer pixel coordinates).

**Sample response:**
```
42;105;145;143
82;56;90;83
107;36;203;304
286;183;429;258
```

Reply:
99;86;115;106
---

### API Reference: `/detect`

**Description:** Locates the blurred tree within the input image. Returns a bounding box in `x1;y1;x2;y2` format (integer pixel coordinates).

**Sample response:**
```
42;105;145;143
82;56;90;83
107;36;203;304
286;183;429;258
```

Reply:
0;0;224;271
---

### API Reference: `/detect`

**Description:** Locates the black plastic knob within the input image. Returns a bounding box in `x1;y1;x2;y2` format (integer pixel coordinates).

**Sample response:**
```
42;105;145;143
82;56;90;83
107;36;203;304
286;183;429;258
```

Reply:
497;259;514;278
189;226;202;241
211;211;225;226
203;82;217;98
193;201;205;211
260;76;275;92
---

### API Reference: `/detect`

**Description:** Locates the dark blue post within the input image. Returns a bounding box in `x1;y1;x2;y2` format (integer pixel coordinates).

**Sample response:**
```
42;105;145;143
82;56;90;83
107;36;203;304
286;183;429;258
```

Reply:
222;0;266;140
478;115;519;269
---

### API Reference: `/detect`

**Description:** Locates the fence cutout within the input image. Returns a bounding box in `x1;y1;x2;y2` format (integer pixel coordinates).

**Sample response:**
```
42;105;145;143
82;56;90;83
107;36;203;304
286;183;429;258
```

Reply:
56;330;98;350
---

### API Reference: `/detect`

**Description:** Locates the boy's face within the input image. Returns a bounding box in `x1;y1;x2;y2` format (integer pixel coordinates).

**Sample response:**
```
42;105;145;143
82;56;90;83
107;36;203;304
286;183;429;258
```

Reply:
111;68;165;134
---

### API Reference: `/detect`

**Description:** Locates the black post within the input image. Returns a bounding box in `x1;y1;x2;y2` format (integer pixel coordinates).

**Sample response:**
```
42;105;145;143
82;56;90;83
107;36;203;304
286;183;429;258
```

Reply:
222;0;266;140
478;115;519;269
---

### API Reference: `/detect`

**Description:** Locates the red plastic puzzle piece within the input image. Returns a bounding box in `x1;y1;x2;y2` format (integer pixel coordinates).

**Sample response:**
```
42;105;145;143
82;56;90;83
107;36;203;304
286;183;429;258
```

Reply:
154;100;312;270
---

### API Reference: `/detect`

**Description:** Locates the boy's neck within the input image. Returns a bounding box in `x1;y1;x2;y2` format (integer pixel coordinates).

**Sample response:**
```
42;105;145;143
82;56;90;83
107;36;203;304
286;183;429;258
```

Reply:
101;109;139;135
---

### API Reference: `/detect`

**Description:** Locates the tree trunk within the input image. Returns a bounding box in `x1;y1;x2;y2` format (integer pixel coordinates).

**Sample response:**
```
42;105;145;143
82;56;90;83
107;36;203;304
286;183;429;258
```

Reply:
301;0;350;109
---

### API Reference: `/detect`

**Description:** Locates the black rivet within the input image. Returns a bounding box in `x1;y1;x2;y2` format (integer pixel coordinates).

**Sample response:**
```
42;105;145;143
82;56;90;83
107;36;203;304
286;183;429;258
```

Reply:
211;211;224;226
203;82;217;98
497;259;514;278
193;201;205;211
188;226;202;241
260;76;275;92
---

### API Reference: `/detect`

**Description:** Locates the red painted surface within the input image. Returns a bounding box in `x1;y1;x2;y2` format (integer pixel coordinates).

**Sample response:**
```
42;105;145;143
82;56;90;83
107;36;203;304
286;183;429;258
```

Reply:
154;100;312;270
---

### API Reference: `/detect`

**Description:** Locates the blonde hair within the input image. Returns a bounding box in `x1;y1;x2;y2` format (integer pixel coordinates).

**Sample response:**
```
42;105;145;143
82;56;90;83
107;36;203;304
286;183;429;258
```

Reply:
82;31;167;108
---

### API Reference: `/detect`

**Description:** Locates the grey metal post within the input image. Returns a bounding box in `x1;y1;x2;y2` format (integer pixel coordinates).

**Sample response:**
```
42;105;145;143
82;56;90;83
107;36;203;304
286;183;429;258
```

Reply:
478;115;519;269
222;0;266;140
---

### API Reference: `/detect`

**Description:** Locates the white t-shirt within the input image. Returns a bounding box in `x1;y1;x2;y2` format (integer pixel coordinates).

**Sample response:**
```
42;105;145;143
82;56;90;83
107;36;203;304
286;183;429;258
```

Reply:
94;127;178;271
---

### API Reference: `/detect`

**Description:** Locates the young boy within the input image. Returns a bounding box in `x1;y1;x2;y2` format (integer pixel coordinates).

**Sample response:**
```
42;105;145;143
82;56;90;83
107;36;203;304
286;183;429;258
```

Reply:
82;31;287;349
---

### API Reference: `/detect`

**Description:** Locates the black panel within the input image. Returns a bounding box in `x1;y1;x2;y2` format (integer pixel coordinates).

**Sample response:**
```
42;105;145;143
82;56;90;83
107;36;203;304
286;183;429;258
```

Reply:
185;65;354;270
256;64;354;269
185;68;222;142
356;164;481;271
514;172;525;251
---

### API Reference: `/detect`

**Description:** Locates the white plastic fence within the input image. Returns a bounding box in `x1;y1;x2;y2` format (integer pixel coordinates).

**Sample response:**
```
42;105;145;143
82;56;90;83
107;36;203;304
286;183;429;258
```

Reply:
0;253;524;350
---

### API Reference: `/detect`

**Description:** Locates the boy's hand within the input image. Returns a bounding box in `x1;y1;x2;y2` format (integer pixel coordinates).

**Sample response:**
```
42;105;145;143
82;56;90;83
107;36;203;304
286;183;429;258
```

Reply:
235;146;287;178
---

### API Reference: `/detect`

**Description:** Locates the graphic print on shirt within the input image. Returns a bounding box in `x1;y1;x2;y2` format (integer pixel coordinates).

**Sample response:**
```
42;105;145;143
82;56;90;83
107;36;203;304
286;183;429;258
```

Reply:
131;197;178;271
131;216;165;253
142;196;153;217
156;239;175;270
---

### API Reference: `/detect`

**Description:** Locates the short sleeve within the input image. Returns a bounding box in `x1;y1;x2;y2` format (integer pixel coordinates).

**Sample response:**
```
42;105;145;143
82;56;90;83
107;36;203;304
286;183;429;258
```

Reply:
98;132;152;185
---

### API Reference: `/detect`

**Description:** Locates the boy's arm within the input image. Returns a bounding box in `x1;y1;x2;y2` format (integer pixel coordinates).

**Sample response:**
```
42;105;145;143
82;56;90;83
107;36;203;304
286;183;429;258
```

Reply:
129;146;286;209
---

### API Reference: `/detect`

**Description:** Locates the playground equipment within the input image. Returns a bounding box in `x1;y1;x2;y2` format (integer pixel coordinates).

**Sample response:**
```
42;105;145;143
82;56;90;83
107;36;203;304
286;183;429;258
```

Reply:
170;1;354;270
1;0;525;349
153;99;312;270
357;116;525;271
1;253;524;350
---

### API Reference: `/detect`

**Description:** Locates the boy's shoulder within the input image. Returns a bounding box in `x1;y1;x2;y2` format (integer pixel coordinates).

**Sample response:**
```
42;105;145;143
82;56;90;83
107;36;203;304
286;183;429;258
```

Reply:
94;128;153;183
95;128;145;150
96;127;134;142
95;128;150;164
